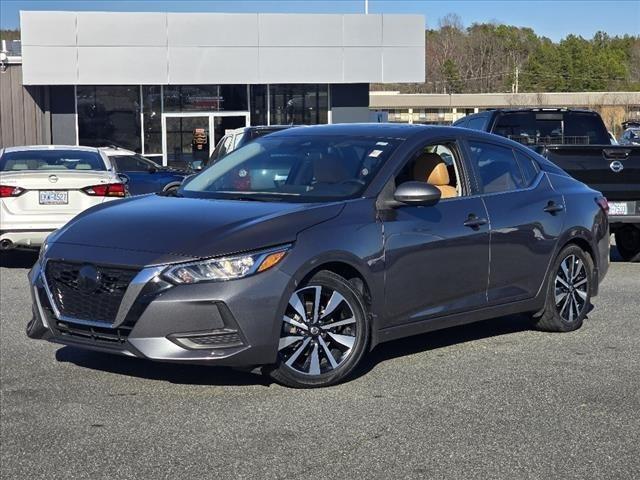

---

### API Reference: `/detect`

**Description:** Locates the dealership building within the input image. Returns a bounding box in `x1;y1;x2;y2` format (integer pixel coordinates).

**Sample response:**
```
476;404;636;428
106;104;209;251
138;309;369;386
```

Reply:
3;11;424;165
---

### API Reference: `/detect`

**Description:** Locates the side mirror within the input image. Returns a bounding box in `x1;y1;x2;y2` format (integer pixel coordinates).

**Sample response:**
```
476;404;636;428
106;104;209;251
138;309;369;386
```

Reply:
393;181;441;206
148;166;158;174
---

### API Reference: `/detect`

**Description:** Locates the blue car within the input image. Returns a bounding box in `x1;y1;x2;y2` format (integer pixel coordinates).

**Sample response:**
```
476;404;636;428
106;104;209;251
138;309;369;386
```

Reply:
100;147;191;196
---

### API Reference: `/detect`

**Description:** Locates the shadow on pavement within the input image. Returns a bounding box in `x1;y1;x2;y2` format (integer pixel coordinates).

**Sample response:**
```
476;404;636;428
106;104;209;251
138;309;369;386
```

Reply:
355;313;534;379
0;250;38;269
55;346;273;387
55;312;535;388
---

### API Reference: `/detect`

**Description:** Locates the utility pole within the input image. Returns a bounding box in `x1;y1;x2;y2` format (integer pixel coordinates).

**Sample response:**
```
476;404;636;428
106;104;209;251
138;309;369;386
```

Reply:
515;66;519;94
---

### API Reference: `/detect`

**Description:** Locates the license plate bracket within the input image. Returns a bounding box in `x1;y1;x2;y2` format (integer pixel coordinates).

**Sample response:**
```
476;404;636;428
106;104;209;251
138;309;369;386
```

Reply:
39;190;69;205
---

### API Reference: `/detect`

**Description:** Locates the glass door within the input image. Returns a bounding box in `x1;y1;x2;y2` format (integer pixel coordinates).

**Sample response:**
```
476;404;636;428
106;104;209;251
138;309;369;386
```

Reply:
162;112;250;168
212;114;250;147
163;115;211;169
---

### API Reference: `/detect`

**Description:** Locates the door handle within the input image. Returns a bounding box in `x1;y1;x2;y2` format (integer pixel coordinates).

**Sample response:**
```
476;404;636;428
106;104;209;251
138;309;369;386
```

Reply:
464;214;488;229
543;201;565;214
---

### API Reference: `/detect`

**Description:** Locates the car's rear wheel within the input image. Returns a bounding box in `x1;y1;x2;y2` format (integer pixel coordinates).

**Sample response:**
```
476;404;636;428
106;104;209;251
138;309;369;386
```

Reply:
532;245;593;332
614;226;640;262
268;271;370;388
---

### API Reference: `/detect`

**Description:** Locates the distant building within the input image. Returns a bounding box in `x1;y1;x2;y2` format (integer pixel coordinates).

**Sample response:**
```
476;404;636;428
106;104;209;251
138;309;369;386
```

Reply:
370;91;640;135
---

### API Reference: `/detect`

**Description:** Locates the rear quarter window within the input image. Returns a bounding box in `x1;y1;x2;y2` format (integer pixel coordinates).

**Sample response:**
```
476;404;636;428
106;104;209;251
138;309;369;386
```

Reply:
514;150;540;187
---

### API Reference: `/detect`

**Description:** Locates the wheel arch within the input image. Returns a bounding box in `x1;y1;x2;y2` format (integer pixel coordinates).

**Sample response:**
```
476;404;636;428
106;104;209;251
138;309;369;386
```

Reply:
162;181;182;192
555;229;599;296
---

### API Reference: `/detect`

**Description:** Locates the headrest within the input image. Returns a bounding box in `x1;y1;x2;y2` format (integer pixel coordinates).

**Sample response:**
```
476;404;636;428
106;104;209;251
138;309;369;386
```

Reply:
413;152;450;186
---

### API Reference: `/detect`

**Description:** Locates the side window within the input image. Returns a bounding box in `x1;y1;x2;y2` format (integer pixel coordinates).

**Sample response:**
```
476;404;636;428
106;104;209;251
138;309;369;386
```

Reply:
468;141;525;194
452;117;467;128
209;135;230;163
514;150;540;187
467;115;487;131
111;155;147;172
395;142;464;199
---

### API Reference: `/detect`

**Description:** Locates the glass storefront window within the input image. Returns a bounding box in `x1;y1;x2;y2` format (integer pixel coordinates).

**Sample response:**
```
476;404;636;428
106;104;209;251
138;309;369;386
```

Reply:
163;85;248;112
77;86;141;152
269;84;328;125
142;85;162;154
250;85;268;126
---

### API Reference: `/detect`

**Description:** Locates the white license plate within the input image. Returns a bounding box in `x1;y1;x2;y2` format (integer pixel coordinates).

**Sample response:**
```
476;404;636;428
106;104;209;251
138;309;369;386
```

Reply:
39;190;68;205
609;202;628;215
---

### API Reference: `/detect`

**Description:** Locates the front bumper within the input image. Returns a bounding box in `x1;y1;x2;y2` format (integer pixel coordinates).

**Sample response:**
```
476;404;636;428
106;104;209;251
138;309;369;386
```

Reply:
27;255;293;367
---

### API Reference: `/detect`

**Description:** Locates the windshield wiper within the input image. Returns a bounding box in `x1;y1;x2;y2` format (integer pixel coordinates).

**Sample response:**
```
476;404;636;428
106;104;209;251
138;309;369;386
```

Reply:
224;194;282;202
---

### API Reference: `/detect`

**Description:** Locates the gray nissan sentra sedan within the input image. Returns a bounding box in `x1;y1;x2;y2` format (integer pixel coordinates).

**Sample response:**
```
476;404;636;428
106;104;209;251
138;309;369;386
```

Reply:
27;124;610;388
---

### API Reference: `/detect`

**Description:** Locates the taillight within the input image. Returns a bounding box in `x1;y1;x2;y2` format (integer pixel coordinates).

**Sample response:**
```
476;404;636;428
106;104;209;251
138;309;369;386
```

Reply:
0;185;25;198
82;183;126;197
596;196;609;214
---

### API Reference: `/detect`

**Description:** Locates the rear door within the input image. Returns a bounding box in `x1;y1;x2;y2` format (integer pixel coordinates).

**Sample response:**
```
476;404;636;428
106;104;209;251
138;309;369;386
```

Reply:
466;139;565;304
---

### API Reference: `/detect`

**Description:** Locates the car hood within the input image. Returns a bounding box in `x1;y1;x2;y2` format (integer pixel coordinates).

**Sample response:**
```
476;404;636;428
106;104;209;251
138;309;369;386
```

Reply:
51;194;344;262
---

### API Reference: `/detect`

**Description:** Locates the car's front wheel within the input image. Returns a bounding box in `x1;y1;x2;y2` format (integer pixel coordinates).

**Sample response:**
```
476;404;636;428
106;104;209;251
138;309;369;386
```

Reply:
268;270;370;388
532;245;594;332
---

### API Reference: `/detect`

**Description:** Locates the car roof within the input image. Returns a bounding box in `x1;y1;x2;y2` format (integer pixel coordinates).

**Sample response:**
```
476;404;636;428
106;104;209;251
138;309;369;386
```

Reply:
474;108;598;115
264;122;449;139
228;125;298;135
2;145;101;154
99;146;137;156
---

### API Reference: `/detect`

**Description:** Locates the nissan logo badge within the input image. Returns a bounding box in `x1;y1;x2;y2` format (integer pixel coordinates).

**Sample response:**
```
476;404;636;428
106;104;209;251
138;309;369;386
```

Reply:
77;264;102;293
609;161;624;173
49;174;59;183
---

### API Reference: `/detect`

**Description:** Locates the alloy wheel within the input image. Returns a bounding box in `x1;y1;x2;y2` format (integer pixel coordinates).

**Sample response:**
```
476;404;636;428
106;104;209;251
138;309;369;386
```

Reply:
279;285;358;376
554;254;589;323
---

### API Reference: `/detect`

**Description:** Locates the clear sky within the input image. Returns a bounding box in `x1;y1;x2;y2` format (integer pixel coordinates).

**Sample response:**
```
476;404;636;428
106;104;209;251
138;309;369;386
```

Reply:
1;0;638;41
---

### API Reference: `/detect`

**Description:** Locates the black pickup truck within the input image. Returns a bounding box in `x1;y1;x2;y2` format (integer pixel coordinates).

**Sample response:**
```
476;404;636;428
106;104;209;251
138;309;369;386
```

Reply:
454;108;640;261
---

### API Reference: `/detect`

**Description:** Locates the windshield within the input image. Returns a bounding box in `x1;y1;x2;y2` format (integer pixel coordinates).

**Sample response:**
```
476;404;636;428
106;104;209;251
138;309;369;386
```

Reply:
0;150;107;172
181;134;401;202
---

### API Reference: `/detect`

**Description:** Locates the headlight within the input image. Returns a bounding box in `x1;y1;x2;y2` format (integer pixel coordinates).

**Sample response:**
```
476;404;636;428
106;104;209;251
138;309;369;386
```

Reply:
163;245;290;284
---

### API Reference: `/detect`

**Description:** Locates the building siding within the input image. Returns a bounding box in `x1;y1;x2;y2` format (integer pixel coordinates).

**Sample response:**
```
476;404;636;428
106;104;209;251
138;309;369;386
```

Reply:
0;64;50;148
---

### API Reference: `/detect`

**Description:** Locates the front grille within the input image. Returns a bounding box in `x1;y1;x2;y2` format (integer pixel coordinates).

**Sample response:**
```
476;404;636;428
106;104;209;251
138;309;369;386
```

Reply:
45;261;139;323
55;321;132;345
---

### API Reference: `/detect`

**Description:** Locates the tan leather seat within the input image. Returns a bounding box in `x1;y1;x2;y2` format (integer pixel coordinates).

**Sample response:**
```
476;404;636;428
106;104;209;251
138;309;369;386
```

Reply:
413;152;458;198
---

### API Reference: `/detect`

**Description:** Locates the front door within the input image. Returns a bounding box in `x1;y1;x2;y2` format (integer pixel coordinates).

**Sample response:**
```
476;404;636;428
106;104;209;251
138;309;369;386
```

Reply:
381;140;491;328
163;115;211;169
382;197;491;327
162;113;249;168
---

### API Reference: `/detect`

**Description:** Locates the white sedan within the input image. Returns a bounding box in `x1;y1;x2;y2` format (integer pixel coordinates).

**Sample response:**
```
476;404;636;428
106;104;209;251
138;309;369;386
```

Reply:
0;145;126;250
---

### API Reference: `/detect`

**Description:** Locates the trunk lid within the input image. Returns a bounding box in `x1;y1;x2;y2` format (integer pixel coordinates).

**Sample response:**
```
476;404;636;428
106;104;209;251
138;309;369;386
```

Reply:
0;170;120;216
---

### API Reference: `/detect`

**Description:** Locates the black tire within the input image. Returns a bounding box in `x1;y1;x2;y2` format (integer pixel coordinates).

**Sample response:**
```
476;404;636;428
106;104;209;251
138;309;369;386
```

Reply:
268;270;370;388
614;227;640;262
532;245;594;332
163;185;180;196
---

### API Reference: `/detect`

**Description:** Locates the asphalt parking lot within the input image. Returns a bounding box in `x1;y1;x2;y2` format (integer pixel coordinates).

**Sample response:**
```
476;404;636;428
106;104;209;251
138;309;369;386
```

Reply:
1;248;639;480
